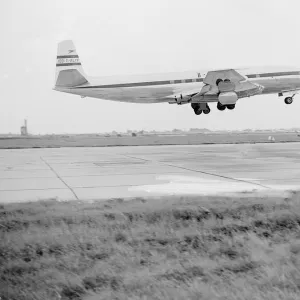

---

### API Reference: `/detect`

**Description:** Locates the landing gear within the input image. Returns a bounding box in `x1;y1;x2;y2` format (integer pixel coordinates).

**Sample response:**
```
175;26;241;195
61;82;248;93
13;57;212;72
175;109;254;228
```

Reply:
203;106;211;114
284;97;293;105
191;103;200;115
280;92;295;104
191;103;202;115
217;102;236;111
195;108;202;115
191;103;210;115
217;102;226;111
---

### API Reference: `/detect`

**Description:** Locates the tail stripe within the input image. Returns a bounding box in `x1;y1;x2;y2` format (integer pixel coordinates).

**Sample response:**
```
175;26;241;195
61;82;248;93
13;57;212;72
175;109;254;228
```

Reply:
56;63;81;67
57;55;79;59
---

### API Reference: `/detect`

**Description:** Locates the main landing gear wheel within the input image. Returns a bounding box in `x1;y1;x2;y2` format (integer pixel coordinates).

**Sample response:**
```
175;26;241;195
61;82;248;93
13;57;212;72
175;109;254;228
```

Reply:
191;103;210;115
203;107;211;114
227;104;236;110
284;97;293;104
191;103;202;115
217;102;226;111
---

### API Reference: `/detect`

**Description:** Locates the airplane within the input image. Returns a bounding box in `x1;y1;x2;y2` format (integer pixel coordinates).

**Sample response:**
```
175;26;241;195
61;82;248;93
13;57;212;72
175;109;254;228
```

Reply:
54;40;300;115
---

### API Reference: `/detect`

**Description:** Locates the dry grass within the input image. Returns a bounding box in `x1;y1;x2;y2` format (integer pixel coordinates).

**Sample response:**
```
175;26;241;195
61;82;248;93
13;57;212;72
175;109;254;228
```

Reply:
1;193;300;299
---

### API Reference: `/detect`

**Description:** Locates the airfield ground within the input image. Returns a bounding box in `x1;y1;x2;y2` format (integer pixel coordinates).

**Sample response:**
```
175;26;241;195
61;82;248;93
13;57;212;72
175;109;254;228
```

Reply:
1;142;300;203
0;131;299;149
1;194;300;300
1;137;300;299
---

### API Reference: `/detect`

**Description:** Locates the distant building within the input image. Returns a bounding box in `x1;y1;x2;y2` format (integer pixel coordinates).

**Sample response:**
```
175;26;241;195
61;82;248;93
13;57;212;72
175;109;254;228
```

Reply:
268;136;275;142
21;119;28;136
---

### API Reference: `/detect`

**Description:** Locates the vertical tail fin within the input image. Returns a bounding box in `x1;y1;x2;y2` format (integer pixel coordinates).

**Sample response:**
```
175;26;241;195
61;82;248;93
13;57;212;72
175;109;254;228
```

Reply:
54;40;89;87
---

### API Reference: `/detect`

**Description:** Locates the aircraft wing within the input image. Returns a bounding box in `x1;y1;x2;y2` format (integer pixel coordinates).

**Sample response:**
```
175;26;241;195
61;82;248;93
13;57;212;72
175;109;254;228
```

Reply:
203;69;247;86
200;69;260;96
168;69;263;104
280;88;300;95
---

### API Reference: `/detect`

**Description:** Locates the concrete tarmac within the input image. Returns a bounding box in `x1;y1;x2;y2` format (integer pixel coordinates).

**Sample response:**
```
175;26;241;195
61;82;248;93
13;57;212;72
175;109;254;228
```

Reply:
0;143;300;203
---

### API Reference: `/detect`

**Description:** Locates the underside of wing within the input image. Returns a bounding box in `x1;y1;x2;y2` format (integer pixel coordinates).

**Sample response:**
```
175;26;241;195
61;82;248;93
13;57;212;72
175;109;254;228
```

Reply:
279;88;300;95
168;69;264;105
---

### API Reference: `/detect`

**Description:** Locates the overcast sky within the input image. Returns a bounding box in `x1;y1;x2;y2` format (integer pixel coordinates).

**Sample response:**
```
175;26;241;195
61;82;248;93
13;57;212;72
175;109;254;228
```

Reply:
2;0;300;134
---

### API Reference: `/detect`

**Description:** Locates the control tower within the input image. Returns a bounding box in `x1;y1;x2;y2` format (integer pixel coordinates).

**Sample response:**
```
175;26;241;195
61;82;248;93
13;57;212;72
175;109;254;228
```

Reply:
20;119;28;136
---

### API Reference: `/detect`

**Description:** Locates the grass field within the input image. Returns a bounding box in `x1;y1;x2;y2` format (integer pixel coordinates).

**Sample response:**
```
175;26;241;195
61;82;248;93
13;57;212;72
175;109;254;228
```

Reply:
0;132;299;149
1;193;300;300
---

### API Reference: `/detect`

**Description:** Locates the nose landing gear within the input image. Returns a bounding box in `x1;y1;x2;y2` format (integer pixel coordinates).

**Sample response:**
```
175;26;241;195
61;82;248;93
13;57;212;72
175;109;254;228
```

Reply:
284;96;293;105
279;92;295;104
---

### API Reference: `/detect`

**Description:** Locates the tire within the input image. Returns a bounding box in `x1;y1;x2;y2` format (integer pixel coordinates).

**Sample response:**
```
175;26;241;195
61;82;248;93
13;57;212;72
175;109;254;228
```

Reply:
191;103;199;110
227;104;236;110
284;97;293;105
195;109;202;115
217;102;226;111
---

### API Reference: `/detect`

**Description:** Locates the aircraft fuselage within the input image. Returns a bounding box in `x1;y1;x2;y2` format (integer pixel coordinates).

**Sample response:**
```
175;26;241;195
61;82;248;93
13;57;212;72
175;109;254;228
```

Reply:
55;68;300;104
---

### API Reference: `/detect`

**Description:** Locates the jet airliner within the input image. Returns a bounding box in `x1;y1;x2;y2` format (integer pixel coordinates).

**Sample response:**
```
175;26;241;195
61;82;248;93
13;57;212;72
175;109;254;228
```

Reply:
54;40;300;115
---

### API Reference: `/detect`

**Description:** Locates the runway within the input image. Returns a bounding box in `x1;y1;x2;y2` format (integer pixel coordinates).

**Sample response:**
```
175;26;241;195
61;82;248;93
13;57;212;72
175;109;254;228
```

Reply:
0;143;300;203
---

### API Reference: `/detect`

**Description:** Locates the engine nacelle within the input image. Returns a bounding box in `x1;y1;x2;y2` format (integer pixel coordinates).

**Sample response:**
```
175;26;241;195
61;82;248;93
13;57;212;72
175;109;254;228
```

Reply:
218;92;238;105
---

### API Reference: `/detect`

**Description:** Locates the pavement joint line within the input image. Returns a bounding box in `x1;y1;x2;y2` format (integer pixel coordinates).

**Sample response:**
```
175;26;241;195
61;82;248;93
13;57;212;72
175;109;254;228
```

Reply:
0;184;142;192
40;156;80;200
0;177;57;179
0;171;188;180
0;188;71;192
0;184;148;192
122;154;271;189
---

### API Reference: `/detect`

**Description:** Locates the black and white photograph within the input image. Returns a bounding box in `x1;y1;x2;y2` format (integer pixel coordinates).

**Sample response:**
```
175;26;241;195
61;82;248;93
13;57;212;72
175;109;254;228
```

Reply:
1;0;300;299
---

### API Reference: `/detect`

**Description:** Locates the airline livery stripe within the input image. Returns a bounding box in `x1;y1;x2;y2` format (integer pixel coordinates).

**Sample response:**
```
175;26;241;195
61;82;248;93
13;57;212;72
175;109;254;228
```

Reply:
247;71;300;78
71;71;300;89
76;78;204;89
56;63;82;67
57;55;79;59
